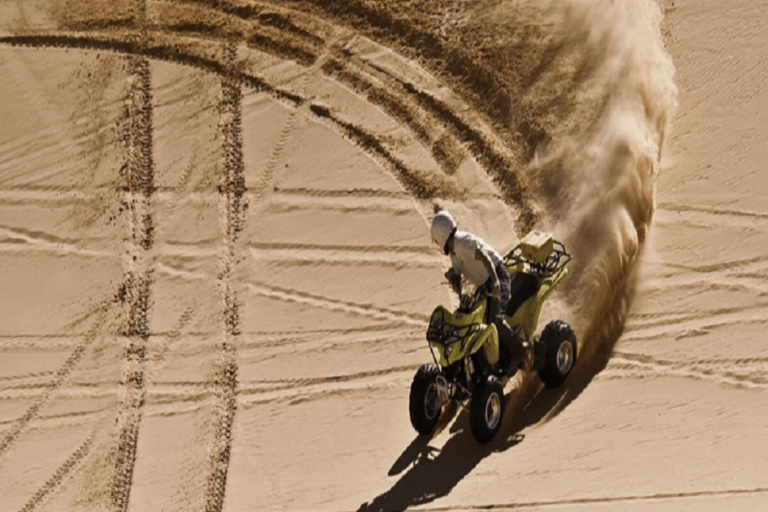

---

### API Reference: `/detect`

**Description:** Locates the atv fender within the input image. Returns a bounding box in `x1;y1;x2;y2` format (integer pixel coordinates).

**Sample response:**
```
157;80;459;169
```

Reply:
507;267;568;338
429;322;498;366
468;323;499;366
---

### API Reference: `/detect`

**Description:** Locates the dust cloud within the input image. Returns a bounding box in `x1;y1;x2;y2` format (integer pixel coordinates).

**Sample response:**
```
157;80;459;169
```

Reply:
529;0;677;400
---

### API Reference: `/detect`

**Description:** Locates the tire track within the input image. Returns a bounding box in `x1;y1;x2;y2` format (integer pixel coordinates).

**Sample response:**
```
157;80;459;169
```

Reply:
204;41;242;512
250;327;419;355
321;55;466;176
249;26;335;205
249;242;440;268
243;28;356;268
109;4;154;508
249;241;434;254
0;371;56;385
254;0;515;132
621;310;768;344
239;365;415;406
0;365;415;426
273;186;409;199
161;149;200;213
0;383;128;402
660;254;768;276
603;351;768;391
17;431;96;512
658;201;768;221
624;301;768;335
309;102;461;200
114;0;524;212
156;0;325;65
266;189;424;213
252;0;538;231
1;21;525;216
0;312;107;463
0;32;303;106
0;406;114;433
247;281;428;326
0;225;115;257
395;78;536;232
414;486;768;511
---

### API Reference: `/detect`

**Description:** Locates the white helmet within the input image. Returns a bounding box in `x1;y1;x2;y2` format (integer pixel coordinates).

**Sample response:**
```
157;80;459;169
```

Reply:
431;210;457;255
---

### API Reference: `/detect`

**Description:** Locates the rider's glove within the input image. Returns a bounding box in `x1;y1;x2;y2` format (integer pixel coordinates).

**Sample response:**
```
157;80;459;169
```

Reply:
444;268;461;294
483;277;501;298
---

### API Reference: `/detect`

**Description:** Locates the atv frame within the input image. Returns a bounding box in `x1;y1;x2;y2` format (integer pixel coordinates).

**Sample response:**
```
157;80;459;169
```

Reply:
410;232;577;444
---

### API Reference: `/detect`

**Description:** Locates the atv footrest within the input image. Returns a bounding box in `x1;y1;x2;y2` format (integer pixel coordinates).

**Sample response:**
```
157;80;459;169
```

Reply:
533;339;546;371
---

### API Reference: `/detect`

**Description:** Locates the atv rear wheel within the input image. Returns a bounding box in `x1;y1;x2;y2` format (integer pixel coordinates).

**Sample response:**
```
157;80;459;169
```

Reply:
409;364;444;435
538;320;577;388
469;375;505;444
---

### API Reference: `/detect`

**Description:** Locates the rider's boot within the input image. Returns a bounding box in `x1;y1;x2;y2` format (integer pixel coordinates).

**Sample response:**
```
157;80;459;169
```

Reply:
499;328;543;374
504;338;529;374
520;340;534;372
497;323;525;377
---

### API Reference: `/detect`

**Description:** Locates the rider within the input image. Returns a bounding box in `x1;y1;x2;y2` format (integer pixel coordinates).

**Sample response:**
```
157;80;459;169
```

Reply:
430;210;525;375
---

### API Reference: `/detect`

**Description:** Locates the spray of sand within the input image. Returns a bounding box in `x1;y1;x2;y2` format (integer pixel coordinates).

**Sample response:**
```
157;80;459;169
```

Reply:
521;0;677;416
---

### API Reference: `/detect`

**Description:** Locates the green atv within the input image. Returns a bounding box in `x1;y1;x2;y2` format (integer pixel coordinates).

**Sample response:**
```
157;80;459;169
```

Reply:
409;231;577;444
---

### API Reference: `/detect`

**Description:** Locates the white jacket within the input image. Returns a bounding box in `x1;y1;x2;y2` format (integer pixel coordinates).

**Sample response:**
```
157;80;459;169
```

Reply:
449;231;502;287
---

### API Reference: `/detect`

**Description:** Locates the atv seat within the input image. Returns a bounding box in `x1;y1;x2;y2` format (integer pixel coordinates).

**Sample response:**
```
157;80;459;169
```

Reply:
505;272;540;317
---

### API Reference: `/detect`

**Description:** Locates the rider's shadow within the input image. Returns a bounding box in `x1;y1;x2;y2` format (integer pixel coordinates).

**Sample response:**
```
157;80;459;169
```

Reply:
357;402;525;512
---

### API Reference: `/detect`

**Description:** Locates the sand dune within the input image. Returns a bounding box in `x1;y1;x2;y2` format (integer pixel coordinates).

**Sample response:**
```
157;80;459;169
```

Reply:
1;0;767;511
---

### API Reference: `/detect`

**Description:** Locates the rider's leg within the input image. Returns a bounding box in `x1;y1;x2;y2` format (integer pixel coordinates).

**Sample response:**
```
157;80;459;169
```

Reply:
490;263;529;372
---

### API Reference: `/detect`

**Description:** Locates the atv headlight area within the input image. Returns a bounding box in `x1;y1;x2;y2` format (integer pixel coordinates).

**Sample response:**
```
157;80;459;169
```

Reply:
429;340;461;366
443;336;461;360
428;337;461;366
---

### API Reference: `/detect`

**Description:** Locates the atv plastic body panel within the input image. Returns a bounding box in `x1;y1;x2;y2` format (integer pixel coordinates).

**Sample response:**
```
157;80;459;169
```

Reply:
427;299;499;366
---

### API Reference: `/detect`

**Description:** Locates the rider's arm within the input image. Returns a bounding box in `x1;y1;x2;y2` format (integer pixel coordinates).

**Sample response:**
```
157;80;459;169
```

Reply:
474;246;500;297
446;255;462;293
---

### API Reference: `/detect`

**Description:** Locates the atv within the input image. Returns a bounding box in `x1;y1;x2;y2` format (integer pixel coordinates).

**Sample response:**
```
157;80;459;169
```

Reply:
409;230;577;444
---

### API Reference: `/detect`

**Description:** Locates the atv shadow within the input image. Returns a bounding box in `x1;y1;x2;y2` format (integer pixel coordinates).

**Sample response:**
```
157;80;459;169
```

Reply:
359;333;623;512
358;405;524;512
515;349;615;429
360;308;628;512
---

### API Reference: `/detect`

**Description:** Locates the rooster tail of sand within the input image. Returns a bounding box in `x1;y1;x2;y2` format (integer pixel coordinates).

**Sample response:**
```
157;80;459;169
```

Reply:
530;0;678;385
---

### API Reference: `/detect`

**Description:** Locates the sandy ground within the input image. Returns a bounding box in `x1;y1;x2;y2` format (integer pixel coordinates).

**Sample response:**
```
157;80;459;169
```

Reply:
0;0;766;511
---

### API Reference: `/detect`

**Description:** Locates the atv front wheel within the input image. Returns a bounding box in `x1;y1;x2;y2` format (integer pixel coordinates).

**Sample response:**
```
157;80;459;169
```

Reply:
538;320;577;388
409;364;443;435
469;375;505;444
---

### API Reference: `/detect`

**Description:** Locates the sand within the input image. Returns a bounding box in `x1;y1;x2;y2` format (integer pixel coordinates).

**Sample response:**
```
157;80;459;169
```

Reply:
0;0;766;511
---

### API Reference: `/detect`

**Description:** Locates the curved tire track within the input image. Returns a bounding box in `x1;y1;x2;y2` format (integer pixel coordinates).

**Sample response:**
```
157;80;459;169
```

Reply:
2;0;536;221
0;32;303;105
320;56;466;177
168;0;537;222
